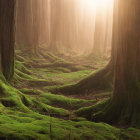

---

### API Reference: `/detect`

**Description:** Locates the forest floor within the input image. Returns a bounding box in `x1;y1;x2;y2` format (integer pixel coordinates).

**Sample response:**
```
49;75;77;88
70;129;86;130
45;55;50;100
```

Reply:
0;48;140;140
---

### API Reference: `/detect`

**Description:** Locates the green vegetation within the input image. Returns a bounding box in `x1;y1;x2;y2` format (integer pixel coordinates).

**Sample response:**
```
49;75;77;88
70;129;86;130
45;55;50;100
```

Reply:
0;49;138;140
39;92;96;109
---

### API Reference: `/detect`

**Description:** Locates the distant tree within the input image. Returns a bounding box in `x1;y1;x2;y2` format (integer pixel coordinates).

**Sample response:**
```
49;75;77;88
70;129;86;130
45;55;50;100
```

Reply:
49;0;59;51
31;0;41;54
16;0;33;50
0;0;16;80
92;9;106;55
16;0;44;55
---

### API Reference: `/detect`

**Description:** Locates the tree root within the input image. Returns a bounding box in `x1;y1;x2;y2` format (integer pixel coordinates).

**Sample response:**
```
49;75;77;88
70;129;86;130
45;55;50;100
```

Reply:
91;98;140;127
51;63;113;95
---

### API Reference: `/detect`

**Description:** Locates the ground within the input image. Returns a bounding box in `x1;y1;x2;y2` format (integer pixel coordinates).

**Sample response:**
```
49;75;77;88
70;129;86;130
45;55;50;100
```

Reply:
0;48;139;139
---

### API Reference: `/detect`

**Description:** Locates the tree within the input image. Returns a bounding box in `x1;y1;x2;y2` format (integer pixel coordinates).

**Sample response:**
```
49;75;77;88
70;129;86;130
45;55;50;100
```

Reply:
16;0;45;55
92;9;106;55
0;0;16;80
31;0;42;54
92;0;140;125
16;0;33;49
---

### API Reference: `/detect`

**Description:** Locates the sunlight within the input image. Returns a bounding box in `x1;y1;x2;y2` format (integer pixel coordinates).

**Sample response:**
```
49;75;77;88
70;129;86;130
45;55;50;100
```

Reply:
80;0;114;13
95;0;114;7
87;0;114;7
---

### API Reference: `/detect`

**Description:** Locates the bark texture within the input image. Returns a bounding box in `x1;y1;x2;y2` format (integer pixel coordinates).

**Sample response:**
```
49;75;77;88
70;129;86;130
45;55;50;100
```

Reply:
0;0;16;80
93;0;140;126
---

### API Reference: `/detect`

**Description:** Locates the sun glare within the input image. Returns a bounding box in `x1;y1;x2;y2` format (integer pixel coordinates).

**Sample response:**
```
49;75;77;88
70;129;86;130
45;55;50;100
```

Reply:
80;0;114;14
95;0;114;8
88;0;114;7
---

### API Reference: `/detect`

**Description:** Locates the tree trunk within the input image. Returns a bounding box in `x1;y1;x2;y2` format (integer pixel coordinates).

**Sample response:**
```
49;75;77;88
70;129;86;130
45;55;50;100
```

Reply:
0;0;16;80
16;0;42;55
112;0;140;124
93;0;140;126
92;10;106;55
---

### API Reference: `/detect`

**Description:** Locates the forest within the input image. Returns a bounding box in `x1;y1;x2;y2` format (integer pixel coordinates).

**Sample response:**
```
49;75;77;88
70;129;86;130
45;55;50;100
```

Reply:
0;0;140;139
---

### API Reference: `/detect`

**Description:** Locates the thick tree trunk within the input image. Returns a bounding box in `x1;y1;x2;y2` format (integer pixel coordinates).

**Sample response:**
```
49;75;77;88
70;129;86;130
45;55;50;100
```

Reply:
113;0;140;102
112;0;140;124
0;0;16;80
92;0;140;126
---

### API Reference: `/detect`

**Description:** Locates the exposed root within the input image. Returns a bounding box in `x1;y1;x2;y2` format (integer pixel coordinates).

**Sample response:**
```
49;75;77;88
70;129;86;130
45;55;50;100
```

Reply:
90;98;140;127
50;63;113;95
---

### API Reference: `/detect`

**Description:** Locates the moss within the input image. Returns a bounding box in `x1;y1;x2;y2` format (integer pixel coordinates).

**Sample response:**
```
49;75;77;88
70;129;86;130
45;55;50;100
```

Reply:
27;79;60;87
89;91;140;127
0;111;122;140
120;128;140;140
41;70;92;87
0;98;17;107
20;88;42;95
55;67;72;73
4;48;140;140
75;99;109;120
50;64;113;95
0;79;32;113
15;54;26;62
15;69;34;80
0;79;118;140
40;51;63;62
15;60;35;78
21;95;32;107
0;77;70;118
40;92;96;110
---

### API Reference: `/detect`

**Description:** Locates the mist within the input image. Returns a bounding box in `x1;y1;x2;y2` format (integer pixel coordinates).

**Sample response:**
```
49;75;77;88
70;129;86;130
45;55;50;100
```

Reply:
16;0;114;56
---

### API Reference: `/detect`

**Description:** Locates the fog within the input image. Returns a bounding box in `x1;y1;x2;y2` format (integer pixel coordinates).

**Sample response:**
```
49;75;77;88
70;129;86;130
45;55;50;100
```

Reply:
16;0;114;56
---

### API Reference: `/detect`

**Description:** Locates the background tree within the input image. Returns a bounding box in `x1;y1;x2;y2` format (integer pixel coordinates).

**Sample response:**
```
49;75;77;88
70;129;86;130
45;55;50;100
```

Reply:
16;0;44;55
16;0;33;50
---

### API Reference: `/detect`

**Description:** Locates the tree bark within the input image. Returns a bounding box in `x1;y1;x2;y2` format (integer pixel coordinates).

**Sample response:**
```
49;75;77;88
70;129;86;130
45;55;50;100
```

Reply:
93;0;140;126
0;0;16;80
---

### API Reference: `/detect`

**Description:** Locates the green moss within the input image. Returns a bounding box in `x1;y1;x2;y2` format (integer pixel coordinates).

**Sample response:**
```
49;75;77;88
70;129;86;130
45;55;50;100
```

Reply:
15;60;35;77
41;70;93;87
75;99;109;120
0;111;122;140
0;80;31;113
50;65;113;95
15;54;26;62
20;88;42;95
120;128;140;140
15;69;34;80
40;92;96;109
3;48;140;140
30;99;70;117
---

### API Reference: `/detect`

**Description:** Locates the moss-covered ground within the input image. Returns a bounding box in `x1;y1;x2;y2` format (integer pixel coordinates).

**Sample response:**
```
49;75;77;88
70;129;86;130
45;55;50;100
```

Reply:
0;49;139;139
